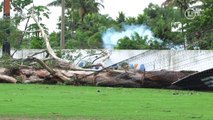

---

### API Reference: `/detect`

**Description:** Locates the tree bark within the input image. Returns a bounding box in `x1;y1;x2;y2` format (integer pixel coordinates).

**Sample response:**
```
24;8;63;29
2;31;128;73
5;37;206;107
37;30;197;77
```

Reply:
27;57;73;83
0;75;17;83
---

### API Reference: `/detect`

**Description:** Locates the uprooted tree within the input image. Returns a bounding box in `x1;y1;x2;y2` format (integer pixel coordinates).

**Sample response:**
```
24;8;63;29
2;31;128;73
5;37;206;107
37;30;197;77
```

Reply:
0;6;197;89
0;6;120;84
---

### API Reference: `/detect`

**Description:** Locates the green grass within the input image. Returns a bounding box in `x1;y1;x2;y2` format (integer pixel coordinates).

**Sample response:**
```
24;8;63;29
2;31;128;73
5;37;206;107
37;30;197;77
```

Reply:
0;84;212;120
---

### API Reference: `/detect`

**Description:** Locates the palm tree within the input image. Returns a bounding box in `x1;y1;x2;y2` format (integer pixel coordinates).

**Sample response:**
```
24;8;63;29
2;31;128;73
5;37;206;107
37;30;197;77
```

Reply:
116;11;126;23
48;0;104;22
162;0;205;10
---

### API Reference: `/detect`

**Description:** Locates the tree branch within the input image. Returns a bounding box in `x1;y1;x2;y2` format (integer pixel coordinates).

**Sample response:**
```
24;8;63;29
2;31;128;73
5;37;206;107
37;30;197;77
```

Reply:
0;75;17;83
30;10;79;69
27;56;72;82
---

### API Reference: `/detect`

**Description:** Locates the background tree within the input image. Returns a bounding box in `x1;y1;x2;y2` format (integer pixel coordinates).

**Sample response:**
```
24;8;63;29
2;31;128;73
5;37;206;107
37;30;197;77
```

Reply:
65;13;113;49
0;0;51;49
116;11;125;24
25;6;50;49
48;0;106;49
143;3;183;46
184;0;213;49
115;33;163;49
1;0;212;50
48;0;104;23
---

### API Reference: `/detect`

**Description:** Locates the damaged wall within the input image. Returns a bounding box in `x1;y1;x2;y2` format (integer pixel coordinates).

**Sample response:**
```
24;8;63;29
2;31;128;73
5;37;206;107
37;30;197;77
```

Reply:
1;49;213;72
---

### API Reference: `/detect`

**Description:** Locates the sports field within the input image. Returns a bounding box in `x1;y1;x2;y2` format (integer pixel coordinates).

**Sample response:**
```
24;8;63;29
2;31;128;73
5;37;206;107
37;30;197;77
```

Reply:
0;84;212;120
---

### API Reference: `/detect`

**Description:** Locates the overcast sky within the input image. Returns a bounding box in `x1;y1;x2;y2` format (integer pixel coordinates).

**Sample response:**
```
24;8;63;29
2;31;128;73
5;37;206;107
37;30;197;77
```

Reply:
0;0;165;32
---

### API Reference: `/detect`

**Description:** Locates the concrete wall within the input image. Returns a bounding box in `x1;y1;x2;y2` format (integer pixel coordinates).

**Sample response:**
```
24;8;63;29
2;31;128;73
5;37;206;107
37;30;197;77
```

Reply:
1;49;213;72
126;50;213;72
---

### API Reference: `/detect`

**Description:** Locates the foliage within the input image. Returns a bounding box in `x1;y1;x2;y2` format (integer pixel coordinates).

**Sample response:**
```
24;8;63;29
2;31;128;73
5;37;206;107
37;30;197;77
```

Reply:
116;11;126;24
0;56;21;69
181;0;213;49
8;27;23;49
24;6;50;49
26;23;49;37
11;0;33;11
63;13;114;49
115;33;163;49
143;4;183;45
0;0;50;49
0;2;3;12
0;0;212;50
30;37;45;49
49;32;60;49
29;6;50;20
87;32;102;48
0;19;23;49
48;0;104;22
0;19;10;41
49;1;212;50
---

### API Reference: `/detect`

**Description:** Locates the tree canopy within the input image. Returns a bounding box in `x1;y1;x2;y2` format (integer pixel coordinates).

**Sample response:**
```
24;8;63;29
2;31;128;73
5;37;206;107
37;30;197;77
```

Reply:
0;0;212;50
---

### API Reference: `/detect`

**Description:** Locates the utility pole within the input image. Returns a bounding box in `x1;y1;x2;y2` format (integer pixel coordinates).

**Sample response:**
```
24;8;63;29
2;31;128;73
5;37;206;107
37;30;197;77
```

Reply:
2;0;11;56
60;0;65;49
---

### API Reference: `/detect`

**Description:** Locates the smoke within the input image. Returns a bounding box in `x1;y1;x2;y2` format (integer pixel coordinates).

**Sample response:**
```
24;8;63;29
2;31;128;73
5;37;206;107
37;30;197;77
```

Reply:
102;24;159;49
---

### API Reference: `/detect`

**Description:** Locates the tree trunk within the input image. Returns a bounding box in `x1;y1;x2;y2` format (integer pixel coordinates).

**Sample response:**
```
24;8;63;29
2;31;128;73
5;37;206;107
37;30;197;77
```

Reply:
0;75;17;83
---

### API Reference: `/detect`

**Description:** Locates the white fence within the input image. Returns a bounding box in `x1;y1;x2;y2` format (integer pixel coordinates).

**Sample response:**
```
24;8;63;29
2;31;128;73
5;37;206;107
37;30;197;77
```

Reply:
1;49;213;72
127;50;213;72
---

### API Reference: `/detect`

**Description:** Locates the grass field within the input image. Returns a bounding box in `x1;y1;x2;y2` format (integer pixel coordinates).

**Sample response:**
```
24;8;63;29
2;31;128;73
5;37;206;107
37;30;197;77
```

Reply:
0;84;212;120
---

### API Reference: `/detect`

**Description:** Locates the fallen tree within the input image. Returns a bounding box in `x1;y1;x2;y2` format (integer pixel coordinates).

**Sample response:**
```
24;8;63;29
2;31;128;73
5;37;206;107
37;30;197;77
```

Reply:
0;66;196;89
0;6;197;89
0;75;17;83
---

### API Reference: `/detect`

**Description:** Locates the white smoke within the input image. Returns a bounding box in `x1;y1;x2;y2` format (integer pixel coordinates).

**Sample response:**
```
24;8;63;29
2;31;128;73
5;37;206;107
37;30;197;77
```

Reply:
102;24;159;49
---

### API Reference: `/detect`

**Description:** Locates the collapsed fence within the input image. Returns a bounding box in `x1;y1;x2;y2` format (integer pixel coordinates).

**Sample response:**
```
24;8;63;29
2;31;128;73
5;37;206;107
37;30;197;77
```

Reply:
120;50;213;72
2;49;213;72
